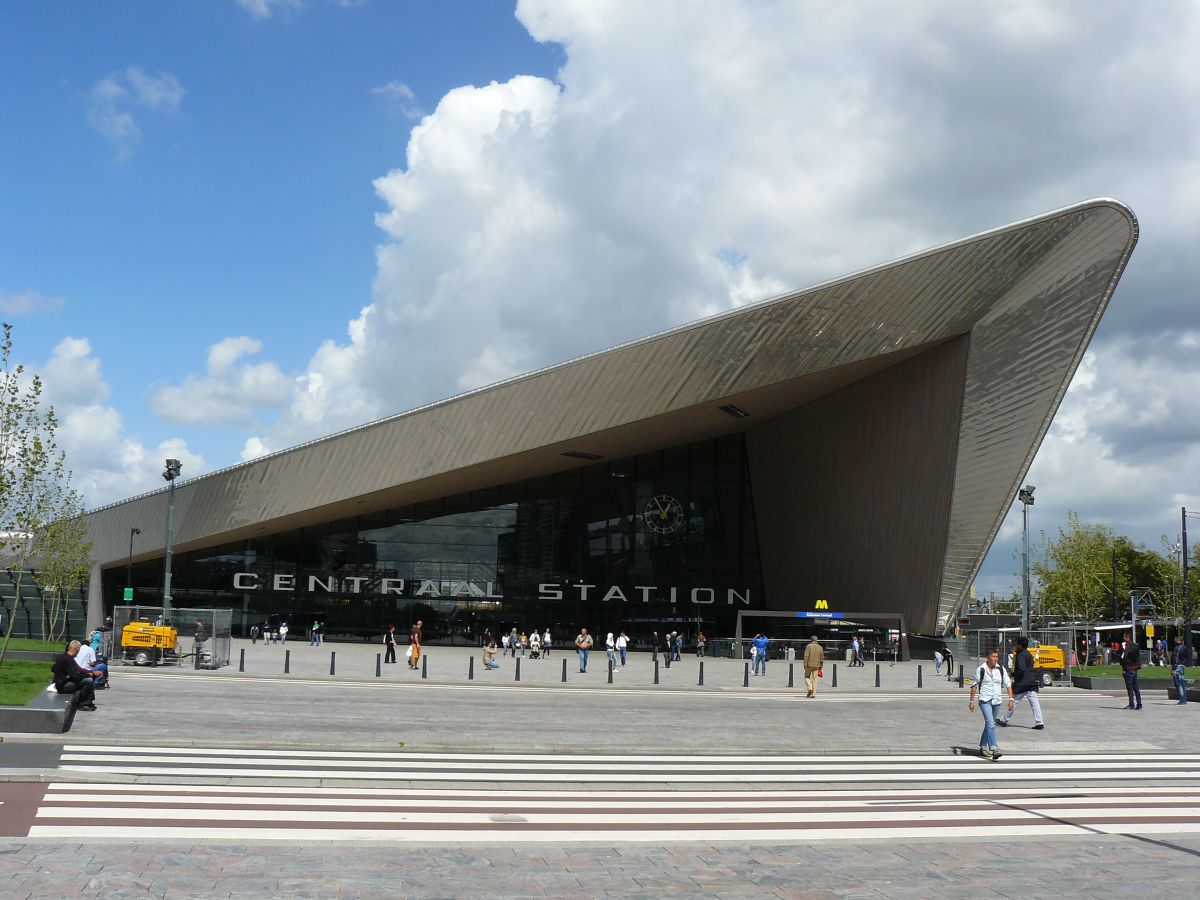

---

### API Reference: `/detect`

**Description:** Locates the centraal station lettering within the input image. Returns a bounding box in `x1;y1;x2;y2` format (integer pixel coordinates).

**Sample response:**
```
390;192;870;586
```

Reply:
231;573;751;605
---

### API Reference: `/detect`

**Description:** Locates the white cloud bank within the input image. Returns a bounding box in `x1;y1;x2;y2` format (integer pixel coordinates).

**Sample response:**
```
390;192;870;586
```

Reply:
61;3;1200;595
149;336;292;427
36;337;208;506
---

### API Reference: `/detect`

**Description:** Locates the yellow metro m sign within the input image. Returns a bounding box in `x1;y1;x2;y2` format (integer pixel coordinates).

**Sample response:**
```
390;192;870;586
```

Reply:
814;598;829;610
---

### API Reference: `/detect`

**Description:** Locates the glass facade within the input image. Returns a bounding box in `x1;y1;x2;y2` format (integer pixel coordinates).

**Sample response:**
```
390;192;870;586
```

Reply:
115;435;763;646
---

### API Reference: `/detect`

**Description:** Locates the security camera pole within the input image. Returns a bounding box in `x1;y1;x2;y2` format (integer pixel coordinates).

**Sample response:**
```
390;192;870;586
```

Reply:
1019;485;1035;637
162;459;182;623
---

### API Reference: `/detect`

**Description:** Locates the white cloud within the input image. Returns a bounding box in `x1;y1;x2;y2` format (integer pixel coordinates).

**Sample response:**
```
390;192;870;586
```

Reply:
150;336;292;427
32;340;208;507
87;67;185;157
0;289;65;315
372;81;424;120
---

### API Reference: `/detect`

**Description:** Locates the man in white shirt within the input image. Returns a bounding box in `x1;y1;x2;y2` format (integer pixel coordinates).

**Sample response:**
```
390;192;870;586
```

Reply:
968;649;1014;759
75;639;108;688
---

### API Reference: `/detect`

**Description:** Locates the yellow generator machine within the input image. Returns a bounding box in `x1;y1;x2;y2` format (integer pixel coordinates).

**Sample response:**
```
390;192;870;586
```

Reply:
120;621;178;666
1030;643;1066;686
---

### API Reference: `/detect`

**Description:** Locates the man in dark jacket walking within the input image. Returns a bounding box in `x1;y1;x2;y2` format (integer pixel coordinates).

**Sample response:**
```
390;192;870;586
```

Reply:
1121;633;1142;710
997;636;1044;729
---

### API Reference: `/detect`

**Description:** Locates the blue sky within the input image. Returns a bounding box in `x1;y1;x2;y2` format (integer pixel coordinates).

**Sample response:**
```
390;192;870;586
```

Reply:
2;1;1198;598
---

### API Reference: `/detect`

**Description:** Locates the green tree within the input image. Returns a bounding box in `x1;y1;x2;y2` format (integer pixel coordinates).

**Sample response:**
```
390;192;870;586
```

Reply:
0;323;90;666
37;488;92;645
1034;511;1129;622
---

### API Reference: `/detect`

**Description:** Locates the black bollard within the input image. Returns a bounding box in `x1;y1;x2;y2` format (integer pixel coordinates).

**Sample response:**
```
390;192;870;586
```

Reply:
469;656;474;680
376;653;381;678
239;648;245;673
875;663;880;688
561;657;567;683
516;657;522;682
608;659;613;684
957;663;964;688
284;649;290;674
698;661;704;686
788;662;794;688
654;659;660;685
330;651;336;676
421;655;427;679
743;662;750;687
917;664;923;688
831;663;838;688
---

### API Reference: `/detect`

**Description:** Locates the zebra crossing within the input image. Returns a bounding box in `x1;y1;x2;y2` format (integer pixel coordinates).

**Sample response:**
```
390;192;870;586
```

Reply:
18;780;1200;842
0;745;1194;841
55;744;1200;784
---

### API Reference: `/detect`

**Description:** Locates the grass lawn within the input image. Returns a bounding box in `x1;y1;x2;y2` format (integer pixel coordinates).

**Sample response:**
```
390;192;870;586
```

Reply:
1074;664;1199;680
0;659;52;706
2;636;69;652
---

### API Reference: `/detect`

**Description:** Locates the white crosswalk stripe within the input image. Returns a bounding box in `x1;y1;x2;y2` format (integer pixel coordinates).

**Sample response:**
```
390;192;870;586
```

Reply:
27;781;1200;842
55;745;1200;783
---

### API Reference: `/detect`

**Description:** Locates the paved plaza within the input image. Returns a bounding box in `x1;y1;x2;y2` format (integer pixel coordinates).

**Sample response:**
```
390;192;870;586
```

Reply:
2;641;1198;897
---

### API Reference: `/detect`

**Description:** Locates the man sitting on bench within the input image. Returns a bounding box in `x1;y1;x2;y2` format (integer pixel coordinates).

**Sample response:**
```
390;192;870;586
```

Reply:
76;634;109;688
52;641;99;711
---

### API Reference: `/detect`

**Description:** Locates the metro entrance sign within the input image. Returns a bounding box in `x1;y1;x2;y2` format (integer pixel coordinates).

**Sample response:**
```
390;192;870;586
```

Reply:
122;587;133;603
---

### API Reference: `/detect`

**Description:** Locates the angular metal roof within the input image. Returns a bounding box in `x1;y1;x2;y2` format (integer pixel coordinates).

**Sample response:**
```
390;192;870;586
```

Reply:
85;199;1137;632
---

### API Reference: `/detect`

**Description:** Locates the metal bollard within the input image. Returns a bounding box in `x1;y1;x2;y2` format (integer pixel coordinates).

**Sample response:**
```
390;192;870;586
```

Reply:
376;653;381;678
469;656;474;680
875;663;880;688
330;651;336;676
561;658;567;683
284;649;290;674
698;661;704;686
421;655;427;679
654;659;659;684
239;648;245;673
831;663;838;688
917;664;923;688
957;663;964;688
744;662;750;687
516;657;522;682
788;662;794;688
608;659;613;684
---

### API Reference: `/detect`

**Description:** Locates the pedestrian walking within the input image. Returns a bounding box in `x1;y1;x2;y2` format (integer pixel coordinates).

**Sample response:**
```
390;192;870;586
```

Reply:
651;630;659;662
575;628;593;672
1121;633;1142;710
383;625;398;664
616;631;628;666
673;632;683;661
520;631;528;657
696;631;706;657
542;628;551;657
969;649;1014;759
311;620;320;646
751;633;769;676
803;635;824;697
997;636;1044;730
606;632;617;671
851;635;862;667
1171;635;1189;705
408;620;423;670
933;646;944;676
501;632;510;657
279;622;289;644
250;624;259;645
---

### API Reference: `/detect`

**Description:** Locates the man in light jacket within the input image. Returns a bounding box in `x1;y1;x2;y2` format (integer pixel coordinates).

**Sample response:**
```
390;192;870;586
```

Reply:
803;635;825;698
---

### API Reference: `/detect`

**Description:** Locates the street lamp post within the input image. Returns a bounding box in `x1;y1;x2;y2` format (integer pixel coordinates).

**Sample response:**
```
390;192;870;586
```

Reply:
126;527;141;591
1018;485;1035;637
162;459;182;623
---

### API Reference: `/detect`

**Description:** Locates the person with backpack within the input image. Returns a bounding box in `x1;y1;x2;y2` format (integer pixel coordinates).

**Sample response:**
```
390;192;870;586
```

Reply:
997;636;1044;730
969;649;1014;759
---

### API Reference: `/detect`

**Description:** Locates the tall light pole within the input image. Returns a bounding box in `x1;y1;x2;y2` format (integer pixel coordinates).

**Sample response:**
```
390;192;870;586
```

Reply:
162;459;182;623
1019;485;1035;637
1185;507;1195;665
126;527;141;591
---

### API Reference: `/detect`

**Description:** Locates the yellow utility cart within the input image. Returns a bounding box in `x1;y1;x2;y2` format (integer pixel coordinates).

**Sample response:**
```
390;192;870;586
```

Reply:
120;621;178;666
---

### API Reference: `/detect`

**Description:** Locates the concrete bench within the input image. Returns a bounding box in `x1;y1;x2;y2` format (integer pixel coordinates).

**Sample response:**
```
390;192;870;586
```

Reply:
0;686;77;734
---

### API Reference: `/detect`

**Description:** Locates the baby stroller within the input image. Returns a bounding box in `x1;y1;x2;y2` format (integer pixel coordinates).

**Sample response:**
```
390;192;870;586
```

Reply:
529;641;542;659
